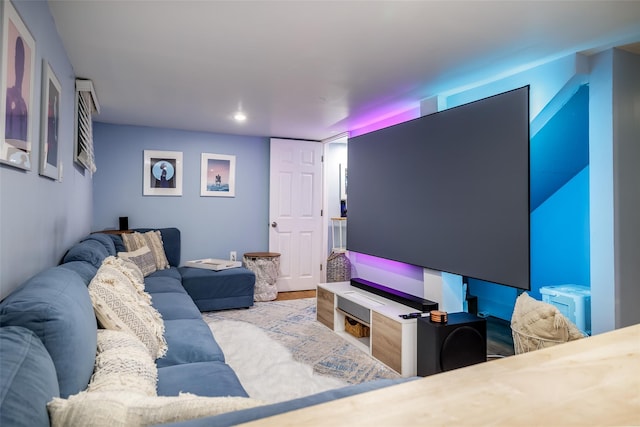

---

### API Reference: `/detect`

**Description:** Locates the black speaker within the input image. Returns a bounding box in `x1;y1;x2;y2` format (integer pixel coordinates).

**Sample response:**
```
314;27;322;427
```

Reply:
417;312;487;377
119;216;129;231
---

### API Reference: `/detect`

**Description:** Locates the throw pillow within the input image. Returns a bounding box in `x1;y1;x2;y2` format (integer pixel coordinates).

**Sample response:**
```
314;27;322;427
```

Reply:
122;231;170;270
118;246;157;277
88;260;167;359
88;330;157;397
102;256;150;304
47;391;264;427
510;292;584;354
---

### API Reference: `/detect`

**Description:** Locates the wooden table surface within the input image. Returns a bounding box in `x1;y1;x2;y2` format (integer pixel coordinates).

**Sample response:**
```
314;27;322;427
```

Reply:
241;324;640;426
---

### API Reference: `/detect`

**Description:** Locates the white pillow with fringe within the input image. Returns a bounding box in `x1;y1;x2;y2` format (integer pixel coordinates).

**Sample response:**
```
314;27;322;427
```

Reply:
117;246;157;277
88;330;157;397
89;258;167;359
122;231;170;270
47;391;263;427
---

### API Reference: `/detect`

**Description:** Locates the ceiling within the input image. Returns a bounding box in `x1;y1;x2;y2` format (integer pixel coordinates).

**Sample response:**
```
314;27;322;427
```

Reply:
48;1;640;142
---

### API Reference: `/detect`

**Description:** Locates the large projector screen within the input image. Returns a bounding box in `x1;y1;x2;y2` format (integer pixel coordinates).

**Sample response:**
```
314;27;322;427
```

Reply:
347;86;530;290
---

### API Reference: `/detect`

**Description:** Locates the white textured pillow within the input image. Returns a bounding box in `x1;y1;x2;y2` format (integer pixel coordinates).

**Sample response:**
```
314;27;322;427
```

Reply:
47;391;263;427
88;330;158;397
118;246;157;277
89;260;167;359
116;257;145;285
122;231;170;270
511;292;584;353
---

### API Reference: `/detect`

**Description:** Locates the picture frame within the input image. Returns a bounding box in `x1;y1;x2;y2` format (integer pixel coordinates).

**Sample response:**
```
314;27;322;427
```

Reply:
143;150;183;196
340;163;347;200
200;153;236;197
39;60;61;180
0;0;36;170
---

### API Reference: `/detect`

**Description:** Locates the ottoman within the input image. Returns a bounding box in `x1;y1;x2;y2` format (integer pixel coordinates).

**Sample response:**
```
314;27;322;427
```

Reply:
178;267;255;312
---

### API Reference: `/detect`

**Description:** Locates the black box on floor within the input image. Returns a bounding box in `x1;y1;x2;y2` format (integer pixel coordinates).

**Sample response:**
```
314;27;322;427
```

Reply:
417;312;486;377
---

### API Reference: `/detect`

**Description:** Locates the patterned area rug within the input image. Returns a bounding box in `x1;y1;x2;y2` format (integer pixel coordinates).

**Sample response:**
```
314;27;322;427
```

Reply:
202;298;400;385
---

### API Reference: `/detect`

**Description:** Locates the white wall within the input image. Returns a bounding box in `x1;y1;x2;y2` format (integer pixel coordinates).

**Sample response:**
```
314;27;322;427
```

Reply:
589;50;616;334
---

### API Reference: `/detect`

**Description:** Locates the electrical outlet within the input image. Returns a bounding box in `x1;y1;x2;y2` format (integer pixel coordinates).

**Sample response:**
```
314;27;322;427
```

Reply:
230;251;237;262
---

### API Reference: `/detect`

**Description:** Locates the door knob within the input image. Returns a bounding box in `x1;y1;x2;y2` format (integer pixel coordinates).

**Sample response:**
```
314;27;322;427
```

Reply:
271;221;278;228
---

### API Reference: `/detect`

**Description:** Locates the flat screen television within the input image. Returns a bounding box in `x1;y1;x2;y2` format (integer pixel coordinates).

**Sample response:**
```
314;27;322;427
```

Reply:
347;86;530;290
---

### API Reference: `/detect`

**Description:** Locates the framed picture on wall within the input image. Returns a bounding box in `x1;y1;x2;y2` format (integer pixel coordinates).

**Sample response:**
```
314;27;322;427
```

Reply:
39;60;61;180
200;153;236;197
0;0;36;171
143;150;183;196
340;163;347;200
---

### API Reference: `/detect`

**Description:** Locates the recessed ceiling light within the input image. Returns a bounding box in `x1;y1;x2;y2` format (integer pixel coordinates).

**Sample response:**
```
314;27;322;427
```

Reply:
233;111;247;122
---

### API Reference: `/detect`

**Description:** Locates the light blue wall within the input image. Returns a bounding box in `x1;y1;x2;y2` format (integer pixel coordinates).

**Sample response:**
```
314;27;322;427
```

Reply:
0;0;92;299
472;164;591;319
92;123;270;264
530;166;590;296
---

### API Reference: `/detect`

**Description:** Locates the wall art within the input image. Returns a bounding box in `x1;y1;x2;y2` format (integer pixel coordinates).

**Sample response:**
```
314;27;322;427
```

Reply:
39;60;61;180
200;153;236;197
143;150;183;196
0;0;36;170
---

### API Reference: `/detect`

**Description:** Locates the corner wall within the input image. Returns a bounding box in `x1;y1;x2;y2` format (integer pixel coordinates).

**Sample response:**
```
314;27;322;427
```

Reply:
612;49;640;328
92;123;270;264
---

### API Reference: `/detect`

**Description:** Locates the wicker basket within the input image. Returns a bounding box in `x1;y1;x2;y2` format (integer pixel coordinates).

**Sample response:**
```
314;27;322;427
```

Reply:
345;317;370;338
326;251;351;282
511;327;565;355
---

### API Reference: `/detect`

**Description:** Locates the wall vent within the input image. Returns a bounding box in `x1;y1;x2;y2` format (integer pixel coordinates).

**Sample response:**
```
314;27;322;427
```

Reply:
74;79;100;173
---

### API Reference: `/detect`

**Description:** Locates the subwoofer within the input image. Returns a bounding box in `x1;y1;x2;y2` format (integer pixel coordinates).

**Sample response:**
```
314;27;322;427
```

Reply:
417;312;487;377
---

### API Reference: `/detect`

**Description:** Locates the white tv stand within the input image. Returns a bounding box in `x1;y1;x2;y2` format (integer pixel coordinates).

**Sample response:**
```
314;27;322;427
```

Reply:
317;282;418;377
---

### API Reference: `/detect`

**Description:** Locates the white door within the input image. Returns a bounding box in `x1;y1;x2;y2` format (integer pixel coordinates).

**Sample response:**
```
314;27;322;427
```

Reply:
269;138;323;292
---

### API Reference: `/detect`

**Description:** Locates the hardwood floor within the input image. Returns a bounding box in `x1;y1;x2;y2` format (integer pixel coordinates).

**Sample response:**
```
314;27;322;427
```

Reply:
275;290;515;357
275;290;316;301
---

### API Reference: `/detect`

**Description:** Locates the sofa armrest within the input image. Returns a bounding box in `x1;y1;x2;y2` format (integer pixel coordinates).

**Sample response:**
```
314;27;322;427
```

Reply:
153;377;418;427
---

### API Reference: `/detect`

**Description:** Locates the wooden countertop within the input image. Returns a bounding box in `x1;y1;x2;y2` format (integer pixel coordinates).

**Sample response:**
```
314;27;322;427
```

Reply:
241;324;640;426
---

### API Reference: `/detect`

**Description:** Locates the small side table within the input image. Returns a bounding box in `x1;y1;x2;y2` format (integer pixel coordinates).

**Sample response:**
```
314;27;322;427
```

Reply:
243;252;281;302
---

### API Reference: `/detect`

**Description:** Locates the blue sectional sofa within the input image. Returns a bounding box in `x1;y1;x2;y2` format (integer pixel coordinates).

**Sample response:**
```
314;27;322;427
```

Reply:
0;228;411;426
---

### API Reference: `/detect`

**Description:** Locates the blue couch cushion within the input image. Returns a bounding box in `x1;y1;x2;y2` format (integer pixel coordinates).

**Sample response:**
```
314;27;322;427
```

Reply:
157;361;247;397
145;276;188;294
179;267;255;311
62;239;109;269
151;292;201;320
82;233;116;256
0;326;59;427
0;267;97;398
146;266;183;281
58;261;98;286
107;233;127;253
158;319;225;368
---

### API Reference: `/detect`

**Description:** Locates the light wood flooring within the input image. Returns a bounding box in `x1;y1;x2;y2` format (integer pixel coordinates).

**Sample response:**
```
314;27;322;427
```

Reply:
275;290;515;357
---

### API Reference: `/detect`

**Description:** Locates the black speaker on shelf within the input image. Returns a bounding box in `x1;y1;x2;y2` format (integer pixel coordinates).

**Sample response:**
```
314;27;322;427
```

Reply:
417;312;487;377
119;216;129;231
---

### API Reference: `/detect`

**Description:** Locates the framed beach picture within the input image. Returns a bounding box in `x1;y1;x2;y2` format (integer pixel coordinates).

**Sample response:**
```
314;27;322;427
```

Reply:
200;153;236;197
39;60;61;180
143;150;183;196
0;0;36;170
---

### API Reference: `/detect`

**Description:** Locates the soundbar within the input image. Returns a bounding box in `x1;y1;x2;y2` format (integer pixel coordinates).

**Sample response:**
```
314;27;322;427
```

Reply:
350;278;438;312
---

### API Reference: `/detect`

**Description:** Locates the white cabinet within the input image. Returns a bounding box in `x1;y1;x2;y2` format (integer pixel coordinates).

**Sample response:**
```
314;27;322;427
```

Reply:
316;282;417;377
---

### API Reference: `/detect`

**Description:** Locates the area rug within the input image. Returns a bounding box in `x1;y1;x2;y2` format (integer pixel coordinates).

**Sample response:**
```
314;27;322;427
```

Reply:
202;298;400;401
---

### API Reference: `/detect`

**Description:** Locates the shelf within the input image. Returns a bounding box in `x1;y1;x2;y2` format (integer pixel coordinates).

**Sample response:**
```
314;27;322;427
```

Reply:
336;331;370;353
317;282;418;377
336;307;370;327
